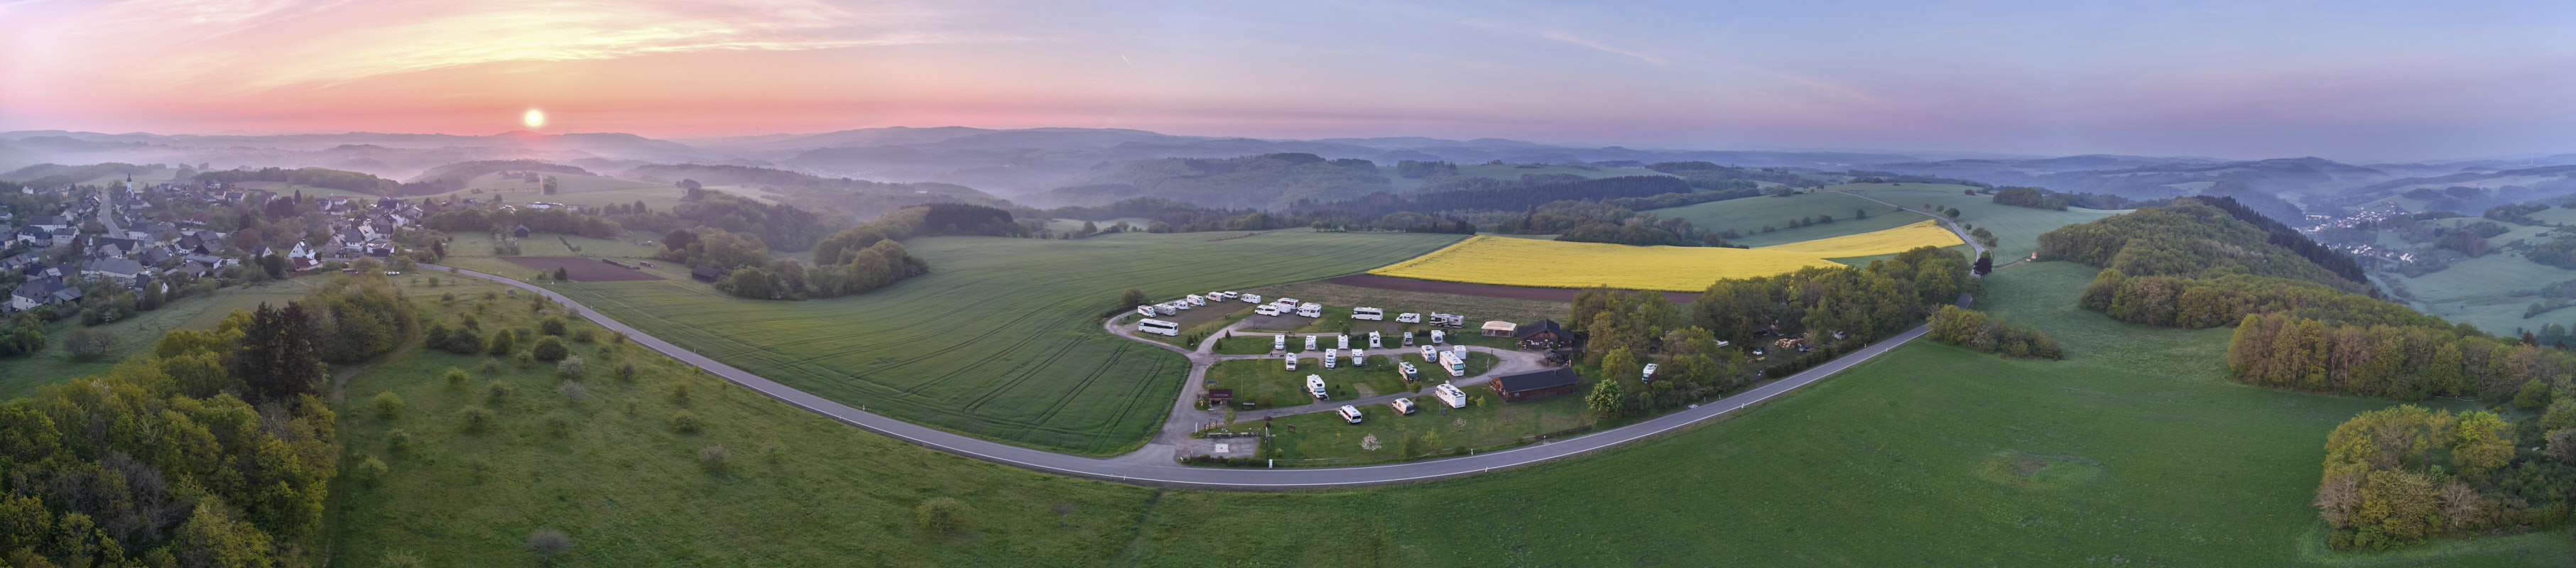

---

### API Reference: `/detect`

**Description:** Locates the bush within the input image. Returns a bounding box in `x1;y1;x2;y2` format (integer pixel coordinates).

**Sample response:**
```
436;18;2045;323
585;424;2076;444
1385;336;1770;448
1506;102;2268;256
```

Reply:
556;356;587;378
615;362;638;382
486;381;516;405
354;456;390;488
915;497;974;535
2518;381;2555;410
487;329;516;355
62;327;114;361
670;410;704;434
533;336;570;361
444;367;471;388
570;328;597;344
460;408;497;434
370;392;406;420
481;358;501;375
700;445;729;473
559;381;588;403
669;383;691;405
386;429;413;454
540;317;568;336
527;529;574;564
516;351;536;368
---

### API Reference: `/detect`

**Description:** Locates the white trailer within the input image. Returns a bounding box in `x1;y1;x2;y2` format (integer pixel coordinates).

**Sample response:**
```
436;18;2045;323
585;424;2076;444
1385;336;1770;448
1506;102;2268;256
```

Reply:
1307;375;1329;400
1285;355;1298;371
1138;319;1181;337
1396;312;1422;324
1135;305;1157;317
1185;295;1206;306
1368;331;1381;349
1336;334;1350;349
1402;331;1415;346
1452;345;1468;360
1350;349;1365;366
1440;351;1465;377
1418;345;1437;361
1155;304;1178;316
1241;294;1262;304
1390;398;1418;415
1642;363;1660;382
1352;307;1384;320
1305;335;1319;351
1295;302;1322;318
1276;297;1300;306
1398;361;1420;381
1324;349;1339;369
1254;305;1282;317
1435;383;1469;408
1273;334;1286;351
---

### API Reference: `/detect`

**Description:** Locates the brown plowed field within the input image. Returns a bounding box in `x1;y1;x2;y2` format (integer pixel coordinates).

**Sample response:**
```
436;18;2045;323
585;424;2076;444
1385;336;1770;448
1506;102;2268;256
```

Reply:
501;256;665;282
1326;274;1699;302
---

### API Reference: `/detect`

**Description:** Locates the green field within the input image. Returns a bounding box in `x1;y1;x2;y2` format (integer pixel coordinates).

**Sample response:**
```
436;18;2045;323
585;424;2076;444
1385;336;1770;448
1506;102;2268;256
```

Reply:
1228;388;1592;464
1204;351;1495;408
1379;163;1671;192
1648;190;1918;246
1830;182;2127;261
0;276;325;397
321;258;2576;566
537;230;1468;454
2385;217;2576;334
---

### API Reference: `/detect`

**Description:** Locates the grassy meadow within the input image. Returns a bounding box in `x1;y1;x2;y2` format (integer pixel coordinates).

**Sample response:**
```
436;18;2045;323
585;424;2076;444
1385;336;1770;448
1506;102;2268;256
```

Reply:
533;230;1467;454
0;275;326;397
1828;182;2126;260
1229;388;1592;464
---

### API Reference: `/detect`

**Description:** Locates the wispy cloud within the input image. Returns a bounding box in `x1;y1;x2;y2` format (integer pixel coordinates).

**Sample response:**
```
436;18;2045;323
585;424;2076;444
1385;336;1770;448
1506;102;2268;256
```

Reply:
1537;30;1664;65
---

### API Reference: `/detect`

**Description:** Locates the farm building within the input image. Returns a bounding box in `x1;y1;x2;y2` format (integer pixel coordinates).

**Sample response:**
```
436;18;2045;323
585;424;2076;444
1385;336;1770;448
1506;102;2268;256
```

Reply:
1480;320;1516;337
690;266;722;282
1511;319;1587;350
1206;388;1234;408
1487;368;1582;403
511;224;532;239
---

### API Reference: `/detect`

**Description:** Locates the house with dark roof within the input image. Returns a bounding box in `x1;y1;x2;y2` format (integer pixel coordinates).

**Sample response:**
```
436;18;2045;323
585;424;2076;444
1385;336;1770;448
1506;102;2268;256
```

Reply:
1512;319;1587;350
1487;368;1582;403
511;224;532;239
9;278;75;312
690;266;723;282
82;258;146;283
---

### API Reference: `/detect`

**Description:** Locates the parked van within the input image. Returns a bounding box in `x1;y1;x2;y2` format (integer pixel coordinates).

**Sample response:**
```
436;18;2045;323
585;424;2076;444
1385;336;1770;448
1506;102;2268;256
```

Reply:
1350;349;1365;366
1430;329;1446;344
1641;363;1660;382
1285;356;1298;371
1398;361;1420;381
1440;352;1465;377
1396;312;1422;324
1135;305;1157;317
1336;334;1350;349
1155;304;1178;316
1307;375;1328;400
1185;295;1206;306
1295;302;1323;317
1254;305;1282;317
1368;331;1381;348
1276;297;1299;306
1273;334;1286;351
1390;398;1418;415
1305;335;1319;351
1435;384;1469;408
1352;307;1384;320
1452;345;1468;359
1418;345;1437;361
1337;405;1364;424
1323;349;1339;369
1241;294;1262;304
1138;319;1181;337
1402;331;1415;346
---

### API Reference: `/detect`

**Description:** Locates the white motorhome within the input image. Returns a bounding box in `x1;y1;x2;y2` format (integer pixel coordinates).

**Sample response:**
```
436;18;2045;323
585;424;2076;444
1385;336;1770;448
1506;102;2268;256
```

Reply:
1295;302;1323;317
1337;405;1364;424
1254;305;1283;317
1305;335;1319;351
1398;361;1420;381
1350;349;1365;366
1430;330;1447;344
1452;345;1468;359
1135;305;1157;317
1168;300;1190;311
1402;331;1415;346
1435;383;1469;408
1336;334;1350;349
1276;297;1300;306
1307;375;1329;400
1155;304;1178;316
1641;363;1660;382
1440;351;1465;377
1418;345;1438;361
1285;356;1298;371
1396;312;1422;324
1214;291;1237;301
1352;307;1384;320
1389;398;1418;415
1367;331;1381;348
1324;349;1339;369
1138;319;1181;337
1273;334;1286;351
1241;294;1263;304
1185;295;1207;306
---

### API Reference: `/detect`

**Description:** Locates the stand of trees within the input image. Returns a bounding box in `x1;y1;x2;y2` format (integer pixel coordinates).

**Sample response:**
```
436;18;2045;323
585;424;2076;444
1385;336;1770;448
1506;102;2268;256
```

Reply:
1688;246;1975;349
697;204;1020;300
1499;201;1741;247
1925;305;2063;359
2227;312;2572;399
2314;405;2574;550
2080;271;2452;329
2038;196;2370;294
420;204;622;239
1393;160;1459;178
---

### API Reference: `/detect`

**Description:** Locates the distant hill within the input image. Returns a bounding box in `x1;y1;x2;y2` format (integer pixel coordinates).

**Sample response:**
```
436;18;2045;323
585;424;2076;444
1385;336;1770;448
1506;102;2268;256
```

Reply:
1041;153;1391;209
621;163;1007;219
408;159;594;185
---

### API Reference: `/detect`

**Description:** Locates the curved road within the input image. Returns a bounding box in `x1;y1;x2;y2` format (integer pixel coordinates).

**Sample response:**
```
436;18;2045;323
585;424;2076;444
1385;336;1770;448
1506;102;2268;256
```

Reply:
426;263;1935;488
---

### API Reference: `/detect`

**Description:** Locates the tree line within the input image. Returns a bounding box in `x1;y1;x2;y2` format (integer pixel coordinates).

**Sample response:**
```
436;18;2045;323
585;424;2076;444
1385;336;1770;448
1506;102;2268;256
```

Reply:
191;167;398;195
2080;271;2452;330
0;271;411;567
1688;246;1976;349
2313;404;2574;550
683;204;1021;300
2226;312;2572;399
1925;305;2063;359
2037;197;2369;294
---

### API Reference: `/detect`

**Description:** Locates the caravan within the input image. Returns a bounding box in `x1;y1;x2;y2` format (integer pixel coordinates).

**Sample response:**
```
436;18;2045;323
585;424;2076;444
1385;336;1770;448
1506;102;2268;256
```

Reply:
1350;349;1365;366
1336;334;1350;349
1367;331;1381;349
1401;331;1415;346
1434;384;1469;408
1241;294;1263;304
1389;398;1418;415
1295;302;1323;318
1284;355;1298;371
1135;305;1157;317
1396;312;1422;324
1398;361;1420;381
1641;363;1660;382
1352;307;1384;320
1306;375;1329;400
1272;334;1286;351
1254;305;1283;317
1430;330;1446;344
1138;319;1180;337
1440;351;1465;377
1185;295;1207;306
1418;345;1438;361
1324;349;1339;369
1154;304;1178;316
1304;335;1319;351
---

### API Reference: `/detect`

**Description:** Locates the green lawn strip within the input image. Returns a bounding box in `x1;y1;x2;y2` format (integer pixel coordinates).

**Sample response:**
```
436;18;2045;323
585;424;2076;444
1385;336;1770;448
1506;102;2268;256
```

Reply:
327;275;1153;567
1231;390;1593;464
537;231;1467;454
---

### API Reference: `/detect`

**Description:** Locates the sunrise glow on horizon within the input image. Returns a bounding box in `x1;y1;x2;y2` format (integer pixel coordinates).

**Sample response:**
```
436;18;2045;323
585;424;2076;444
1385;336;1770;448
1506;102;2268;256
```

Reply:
2;0;2574;159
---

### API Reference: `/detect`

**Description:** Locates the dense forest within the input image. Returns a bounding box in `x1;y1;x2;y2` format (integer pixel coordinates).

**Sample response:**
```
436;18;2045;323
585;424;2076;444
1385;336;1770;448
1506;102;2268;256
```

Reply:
2080;271;2450;329
0;271;411;567
2036;196;2369;293
2314;405;2575;550
2227;312;2570;399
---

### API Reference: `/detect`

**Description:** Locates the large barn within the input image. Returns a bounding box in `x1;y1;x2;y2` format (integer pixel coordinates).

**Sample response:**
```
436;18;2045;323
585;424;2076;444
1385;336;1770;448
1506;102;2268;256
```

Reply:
1487;368;1582;403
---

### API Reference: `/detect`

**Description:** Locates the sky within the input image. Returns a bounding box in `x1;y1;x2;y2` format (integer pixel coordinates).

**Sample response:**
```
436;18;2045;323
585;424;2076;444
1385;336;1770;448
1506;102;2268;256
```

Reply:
3;0;2574;160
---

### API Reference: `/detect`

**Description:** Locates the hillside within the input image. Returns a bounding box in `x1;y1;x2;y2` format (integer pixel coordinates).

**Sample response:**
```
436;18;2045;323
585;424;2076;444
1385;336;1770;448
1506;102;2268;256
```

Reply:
2038;196;2369;293
621;163;1008;218
1043;153;1393;209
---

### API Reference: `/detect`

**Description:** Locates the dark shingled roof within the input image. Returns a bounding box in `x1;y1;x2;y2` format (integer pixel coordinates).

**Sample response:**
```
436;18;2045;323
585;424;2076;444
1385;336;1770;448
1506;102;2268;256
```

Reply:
1513;319;1573;339
1490;368;1580;393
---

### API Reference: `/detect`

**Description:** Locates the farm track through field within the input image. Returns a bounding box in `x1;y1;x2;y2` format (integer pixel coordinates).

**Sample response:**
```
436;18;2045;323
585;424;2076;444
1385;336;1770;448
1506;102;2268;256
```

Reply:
423;252;1969;487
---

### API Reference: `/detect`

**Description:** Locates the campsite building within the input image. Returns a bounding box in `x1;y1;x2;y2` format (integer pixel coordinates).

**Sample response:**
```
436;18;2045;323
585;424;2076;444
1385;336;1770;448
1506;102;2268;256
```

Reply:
1487;368;1582;403
1511;319;1587;350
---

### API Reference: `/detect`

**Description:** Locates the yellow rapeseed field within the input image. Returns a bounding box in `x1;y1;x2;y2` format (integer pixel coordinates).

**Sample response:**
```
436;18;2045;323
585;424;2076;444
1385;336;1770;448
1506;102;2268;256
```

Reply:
1754;219;1965;256
1365;221;1967;291
1365;236;1847;291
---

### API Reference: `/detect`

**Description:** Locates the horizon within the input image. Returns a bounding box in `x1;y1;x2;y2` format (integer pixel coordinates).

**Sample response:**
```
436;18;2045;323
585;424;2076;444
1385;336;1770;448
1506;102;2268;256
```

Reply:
6;1;2576;161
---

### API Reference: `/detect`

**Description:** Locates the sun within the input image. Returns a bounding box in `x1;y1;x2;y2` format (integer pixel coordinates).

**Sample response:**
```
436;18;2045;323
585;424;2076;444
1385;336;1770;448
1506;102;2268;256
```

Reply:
523;108;546;129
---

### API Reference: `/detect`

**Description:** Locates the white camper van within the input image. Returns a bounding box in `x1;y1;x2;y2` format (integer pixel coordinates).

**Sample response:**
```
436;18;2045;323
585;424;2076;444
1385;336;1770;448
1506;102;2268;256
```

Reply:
1435;383;1469;408
1641;363;1660;382
1241;294;1263;304
1295;302;1323;317
1254;305;1282;317
1273;334;1286;351
1389;398;1418;415
1452;345;1468;359
1396;312;1422;324
1368;331;1381;349
1306;375;1328;400
1350;349;1365;366
1135;305;1157;317
1418;345;1437;361
1155;304;1178;316
1276;297;1300;307
1352;307;1384;320
1430;330;1447;344
1440;351;1465;377
1305;335;1319;351
1337;405;1364;424
1323;349;1339;369
1336;334;1350;349
1138;319;1180;337
1185;295;1206;306
1284;355;1298;371
1402;332;1415;346
1398;361;1420;381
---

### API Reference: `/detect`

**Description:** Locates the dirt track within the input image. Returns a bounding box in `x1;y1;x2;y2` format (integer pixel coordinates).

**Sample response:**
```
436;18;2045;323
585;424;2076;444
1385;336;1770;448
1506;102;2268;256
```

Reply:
501;256;664;282
1327;274;1700;302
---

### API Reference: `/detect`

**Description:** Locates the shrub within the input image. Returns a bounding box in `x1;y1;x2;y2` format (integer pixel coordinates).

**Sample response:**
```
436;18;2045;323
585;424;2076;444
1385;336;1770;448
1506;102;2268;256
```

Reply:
700;445;729;473
354;456;390;488
486;381;516;405
570;328;597;344
915;497;974;535
556;356;587;378
62;327;114;361
559;381;589;404
481;358;501;375
540;317;568;336
487;329;516;355
615;362;638;382
2518;381;2555;409
385;429;413;454
669;383;691;405
533;336;570;361
516;351;536;368
444;367;471;388
381;551;425;568
370;392;406;420
460;408;497;434
526;529;574;564
670;410;704;434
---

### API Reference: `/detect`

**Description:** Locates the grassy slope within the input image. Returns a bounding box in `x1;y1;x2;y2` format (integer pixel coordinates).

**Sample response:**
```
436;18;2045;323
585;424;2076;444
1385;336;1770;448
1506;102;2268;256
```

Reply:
0;276;325;397
538;231;1467;454
1827;182;2126;261
1648;191;1917;247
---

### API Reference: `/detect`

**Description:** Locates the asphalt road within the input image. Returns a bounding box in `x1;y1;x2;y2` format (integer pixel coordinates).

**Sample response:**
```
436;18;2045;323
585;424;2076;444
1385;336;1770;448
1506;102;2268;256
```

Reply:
426;263;1933;489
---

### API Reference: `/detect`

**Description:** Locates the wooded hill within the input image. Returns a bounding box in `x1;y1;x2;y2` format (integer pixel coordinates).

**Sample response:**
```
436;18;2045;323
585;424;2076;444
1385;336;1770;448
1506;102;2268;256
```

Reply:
620;163;1007;219
1044;153;1392;209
